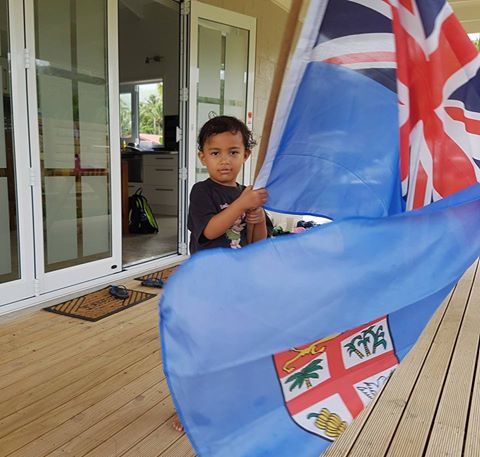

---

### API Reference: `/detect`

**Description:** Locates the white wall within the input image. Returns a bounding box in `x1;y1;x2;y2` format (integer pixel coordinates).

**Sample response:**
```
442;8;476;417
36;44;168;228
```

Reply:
118;1;180;115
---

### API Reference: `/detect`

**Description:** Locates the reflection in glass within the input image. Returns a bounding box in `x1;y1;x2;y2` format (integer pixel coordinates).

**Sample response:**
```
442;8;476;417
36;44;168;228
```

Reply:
0;0;20;284
196;19;249;183
35;0;111;272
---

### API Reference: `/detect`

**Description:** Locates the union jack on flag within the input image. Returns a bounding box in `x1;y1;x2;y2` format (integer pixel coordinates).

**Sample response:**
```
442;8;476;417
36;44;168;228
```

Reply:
257;0;480;217
310;0;480;209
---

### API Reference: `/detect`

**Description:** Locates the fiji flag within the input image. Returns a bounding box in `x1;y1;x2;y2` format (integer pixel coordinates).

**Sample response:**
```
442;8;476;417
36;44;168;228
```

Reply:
161;0;480;456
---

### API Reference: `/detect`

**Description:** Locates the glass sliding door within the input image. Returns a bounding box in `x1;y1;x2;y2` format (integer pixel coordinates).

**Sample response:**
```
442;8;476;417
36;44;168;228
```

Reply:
189;2;256;185
0;0;35;307
0;0;19;285
26;0;120;293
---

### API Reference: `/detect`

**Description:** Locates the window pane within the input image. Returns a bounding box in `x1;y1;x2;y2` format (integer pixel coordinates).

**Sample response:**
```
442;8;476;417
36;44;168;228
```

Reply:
120;92;132;138
35;0;111;272
0;0;20;284
138;82;163;148
196;19;249;183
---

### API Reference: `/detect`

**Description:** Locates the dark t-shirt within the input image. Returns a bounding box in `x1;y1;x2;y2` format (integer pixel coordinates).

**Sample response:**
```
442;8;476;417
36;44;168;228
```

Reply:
188;178;247;254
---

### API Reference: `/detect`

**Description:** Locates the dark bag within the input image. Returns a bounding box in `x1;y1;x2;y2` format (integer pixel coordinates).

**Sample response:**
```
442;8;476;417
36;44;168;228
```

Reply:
128;189;159;234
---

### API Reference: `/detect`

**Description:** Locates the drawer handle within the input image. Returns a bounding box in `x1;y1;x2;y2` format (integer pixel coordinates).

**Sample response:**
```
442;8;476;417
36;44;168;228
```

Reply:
154;157;174;160
155;188;174;192
155;168;174;172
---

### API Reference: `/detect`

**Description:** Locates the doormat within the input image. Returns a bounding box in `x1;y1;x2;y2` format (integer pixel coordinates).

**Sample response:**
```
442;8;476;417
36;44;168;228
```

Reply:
135;265;178;282
44;287;157;322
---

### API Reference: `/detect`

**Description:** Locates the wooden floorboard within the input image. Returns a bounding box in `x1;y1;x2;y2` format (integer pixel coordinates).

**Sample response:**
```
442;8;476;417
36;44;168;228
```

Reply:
0;280;189;457
1;264;480;457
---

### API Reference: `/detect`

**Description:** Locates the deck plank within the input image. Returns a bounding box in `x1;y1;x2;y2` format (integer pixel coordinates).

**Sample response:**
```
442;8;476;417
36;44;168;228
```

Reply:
0;303;156;390
0;327;157;417
464;337;480;457
0;343;160;454
385;264;477;457
10;367;164;457
423;264;480;457
51;379;170;457
84;391;176;457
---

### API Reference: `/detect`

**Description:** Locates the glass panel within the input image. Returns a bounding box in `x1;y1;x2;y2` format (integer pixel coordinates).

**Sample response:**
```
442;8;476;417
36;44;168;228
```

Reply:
196;19;249;183
118;0;180;267
35;0;111;272
138;82;164;148
120;92;132;139
0;0;20;284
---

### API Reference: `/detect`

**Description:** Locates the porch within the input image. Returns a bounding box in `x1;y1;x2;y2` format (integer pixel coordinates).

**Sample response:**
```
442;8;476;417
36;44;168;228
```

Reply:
0;277;193;457
0;260;478;456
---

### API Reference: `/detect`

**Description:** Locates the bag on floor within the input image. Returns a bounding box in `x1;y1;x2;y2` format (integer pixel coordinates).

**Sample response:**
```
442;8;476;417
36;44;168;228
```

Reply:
128;189;159;234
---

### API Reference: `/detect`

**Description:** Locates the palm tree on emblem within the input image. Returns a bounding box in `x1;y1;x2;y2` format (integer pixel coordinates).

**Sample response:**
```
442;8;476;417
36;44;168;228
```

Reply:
354;332;372;356
362;325;387;354
344;338;364;359
285;359;323;391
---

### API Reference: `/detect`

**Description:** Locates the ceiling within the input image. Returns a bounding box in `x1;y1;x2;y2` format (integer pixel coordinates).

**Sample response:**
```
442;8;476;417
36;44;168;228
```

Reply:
272;0;480;33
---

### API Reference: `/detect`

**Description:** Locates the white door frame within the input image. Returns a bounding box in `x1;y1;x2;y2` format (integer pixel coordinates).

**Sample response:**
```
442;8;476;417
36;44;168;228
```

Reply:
0;0;36;306
187;1;257;196
24;0;122;294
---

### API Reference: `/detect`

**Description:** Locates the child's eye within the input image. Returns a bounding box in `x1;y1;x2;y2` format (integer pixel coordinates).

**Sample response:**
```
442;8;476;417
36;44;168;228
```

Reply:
230;150;240;155
211;151;219;156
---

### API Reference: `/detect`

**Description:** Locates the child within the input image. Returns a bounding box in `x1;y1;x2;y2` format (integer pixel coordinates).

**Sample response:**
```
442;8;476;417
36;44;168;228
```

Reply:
172;116;268;432
188;115;269;254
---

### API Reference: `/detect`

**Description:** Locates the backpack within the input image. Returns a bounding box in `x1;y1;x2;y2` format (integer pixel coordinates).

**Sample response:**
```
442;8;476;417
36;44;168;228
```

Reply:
128;189;159;234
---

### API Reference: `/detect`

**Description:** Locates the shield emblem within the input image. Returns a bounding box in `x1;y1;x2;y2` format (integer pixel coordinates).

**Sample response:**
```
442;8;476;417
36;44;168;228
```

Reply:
273;316;398;439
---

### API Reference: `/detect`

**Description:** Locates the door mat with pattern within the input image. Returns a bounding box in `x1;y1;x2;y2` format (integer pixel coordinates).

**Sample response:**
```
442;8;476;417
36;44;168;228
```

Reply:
44;287;157;322
135;265;178;282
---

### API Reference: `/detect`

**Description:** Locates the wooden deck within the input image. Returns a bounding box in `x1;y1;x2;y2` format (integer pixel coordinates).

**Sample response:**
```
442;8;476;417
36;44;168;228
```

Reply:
0;278;193;457
0;261;479;456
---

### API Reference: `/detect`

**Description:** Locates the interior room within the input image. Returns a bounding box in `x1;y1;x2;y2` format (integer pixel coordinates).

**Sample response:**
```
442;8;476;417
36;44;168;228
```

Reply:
118;0;180;266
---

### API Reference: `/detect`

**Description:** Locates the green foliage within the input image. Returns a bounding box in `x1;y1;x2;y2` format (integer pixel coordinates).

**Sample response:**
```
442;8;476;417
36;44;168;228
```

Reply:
120;97;132;137
472;38;480;52
139;83;164;141
139;93;163;136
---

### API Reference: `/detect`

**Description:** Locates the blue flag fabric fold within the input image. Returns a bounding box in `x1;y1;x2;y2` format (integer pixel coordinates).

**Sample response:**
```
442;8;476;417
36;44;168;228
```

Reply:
161;0;480;454
161;183;480;457
262;60;403;219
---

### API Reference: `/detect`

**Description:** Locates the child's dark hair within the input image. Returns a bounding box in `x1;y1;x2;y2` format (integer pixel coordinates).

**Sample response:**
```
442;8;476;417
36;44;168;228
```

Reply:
198;116;256;151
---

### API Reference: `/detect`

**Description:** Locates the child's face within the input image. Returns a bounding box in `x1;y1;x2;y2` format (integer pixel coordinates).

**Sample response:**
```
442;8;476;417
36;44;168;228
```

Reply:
198;131;251;186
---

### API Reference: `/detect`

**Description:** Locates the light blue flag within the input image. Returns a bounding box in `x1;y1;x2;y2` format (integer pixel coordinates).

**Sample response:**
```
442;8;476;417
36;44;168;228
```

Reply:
161;184;480;456
160;0;480;455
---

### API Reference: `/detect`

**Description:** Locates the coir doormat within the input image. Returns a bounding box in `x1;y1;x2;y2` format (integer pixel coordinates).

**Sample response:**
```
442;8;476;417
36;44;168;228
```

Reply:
135;265;178;282
44;287;157;322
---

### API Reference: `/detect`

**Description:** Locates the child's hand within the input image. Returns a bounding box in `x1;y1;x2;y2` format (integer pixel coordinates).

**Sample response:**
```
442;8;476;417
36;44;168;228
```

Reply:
246;207;266;225
238;186;268;211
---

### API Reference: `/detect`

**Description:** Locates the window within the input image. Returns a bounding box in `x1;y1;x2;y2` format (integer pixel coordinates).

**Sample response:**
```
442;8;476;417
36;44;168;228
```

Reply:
120;80;164;149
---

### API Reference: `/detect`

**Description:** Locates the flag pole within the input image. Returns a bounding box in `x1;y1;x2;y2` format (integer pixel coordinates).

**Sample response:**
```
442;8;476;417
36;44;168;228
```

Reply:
248;0;303;244
253;0;304;180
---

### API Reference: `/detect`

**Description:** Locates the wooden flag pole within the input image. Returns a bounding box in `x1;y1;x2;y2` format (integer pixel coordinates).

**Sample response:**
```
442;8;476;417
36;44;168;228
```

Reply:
247;0;303;244
253;0;304;180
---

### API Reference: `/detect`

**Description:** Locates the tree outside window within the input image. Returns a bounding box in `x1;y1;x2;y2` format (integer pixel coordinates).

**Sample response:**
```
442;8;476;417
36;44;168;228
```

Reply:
120;80;164;148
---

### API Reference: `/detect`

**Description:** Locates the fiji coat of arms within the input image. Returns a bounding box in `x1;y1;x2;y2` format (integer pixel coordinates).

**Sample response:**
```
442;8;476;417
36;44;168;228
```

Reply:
273;316;398;440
